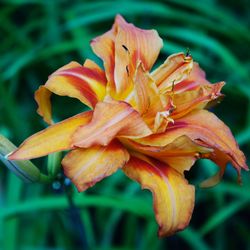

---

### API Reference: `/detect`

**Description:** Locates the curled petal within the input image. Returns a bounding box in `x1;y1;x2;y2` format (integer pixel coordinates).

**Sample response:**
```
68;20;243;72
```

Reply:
91;29;116;94
35;61;106;124
91;15;163;97
63;140;129;192
114;15;163;94
126;62;174;132
173;63;210;93
35;86;52;124
199;172;223;188
152;98;175;133
121;135;211;174
173;110;248;173
72;100;152;148
171;81;224;119
129;63;168;122
138;110;248;179
123;154;195;237
151;52;193;93
199;150;227;188
83;59;105;75
8;111;92;160
132;63;157;114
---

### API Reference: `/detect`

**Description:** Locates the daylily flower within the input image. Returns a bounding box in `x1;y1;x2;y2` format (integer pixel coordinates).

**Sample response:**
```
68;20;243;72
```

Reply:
8;15;248;237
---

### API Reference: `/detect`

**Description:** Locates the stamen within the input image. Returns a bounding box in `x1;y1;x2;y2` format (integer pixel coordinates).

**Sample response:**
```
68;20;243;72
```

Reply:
185;47;191;57
122;44;130;54
184;48;192;62
171;80;175;92
126;65;130;76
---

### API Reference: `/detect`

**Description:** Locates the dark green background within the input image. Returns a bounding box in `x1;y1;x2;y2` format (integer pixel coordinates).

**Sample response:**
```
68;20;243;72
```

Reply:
0;0;250;249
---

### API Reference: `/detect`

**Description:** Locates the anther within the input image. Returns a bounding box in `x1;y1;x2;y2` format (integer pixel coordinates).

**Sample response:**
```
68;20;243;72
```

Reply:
122;44;130;54
126;65;130;76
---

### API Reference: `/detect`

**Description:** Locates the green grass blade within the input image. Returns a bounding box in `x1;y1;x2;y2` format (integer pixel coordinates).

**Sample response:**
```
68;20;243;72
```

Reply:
199;198;250;236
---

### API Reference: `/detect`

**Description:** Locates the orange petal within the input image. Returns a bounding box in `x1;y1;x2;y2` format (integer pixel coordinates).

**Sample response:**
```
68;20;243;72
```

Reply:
199;152;227;188
8;111;92;160
46;62;106;106
170;63;225;119
173;62;210;93
91;29;116;94
83;59;104;74
114;15;163;94
91;15;163;98
152;98;175;133
138;110;248;177
133;63;166;116
174;110;248;173
151;52;193;92
72;100;152;148
121;135;211;174
132;63;155;114
35;61;106;123
34;86;52;124
171;81;224;119
123;154;195;237
62;140;129;192
125;62;174;132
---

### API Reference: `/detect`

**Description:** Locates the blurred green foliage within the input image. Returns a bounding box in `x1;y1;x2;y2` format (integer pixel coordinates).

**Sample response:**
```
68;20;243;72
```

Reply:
0;0;250;249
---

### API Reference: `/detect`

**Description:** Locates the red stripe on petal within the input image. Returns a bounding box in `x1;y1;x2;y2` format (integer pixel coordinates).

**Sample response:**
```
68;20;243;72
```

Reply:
72;100;152;148
63;140;129;192
123;154;195;237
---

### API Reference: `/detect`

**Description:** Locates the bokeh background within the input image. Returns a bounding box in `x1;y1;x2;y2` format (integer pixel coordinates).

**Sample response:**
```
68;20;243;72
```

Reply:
0;0;250;249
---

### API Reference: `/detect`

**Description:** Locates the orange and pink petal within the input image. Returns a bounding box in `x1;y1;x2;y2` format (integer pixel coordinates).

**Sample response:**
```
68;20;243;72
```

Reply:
62;140;129;192
91;29;116;94
35;86;53;124
8;111;92;160
173;62;211;93
35;61;106;124
151;52;193;93
72;99;152;148
91;15;163;99
121;135;211;174
113;15;163;95
123;154;195;237
137;110;248;182
171;81;224;119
